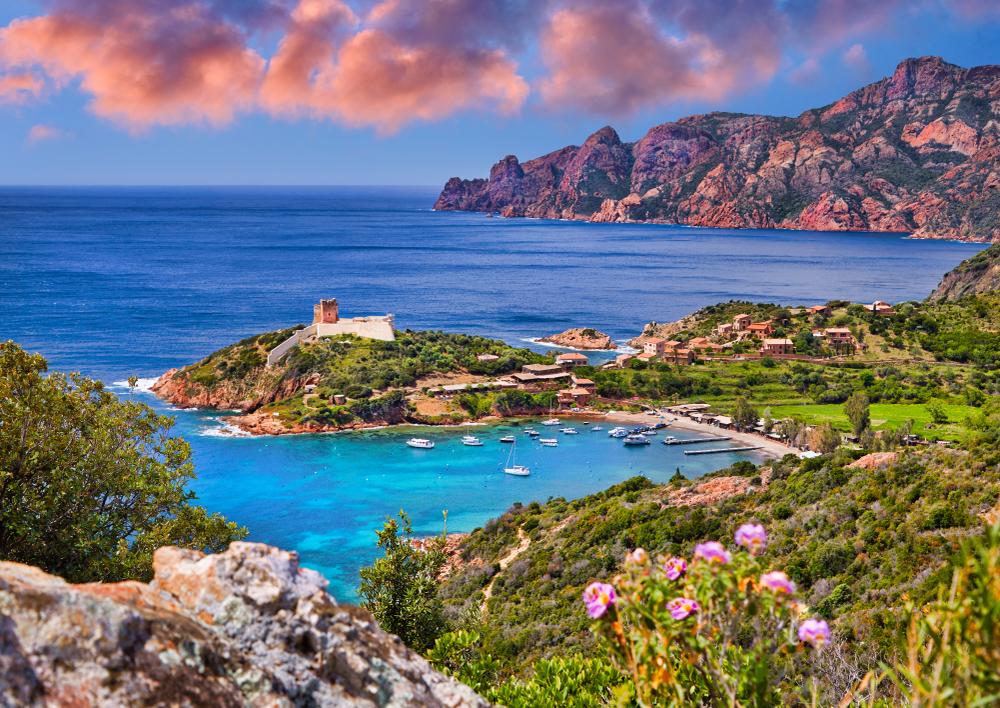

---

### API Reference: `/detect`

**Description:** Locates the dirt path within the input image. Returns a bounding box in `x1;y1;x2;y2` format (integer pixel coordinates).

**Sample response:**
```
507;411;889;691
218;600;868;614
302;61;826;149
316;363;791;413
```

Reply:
480;527;530;614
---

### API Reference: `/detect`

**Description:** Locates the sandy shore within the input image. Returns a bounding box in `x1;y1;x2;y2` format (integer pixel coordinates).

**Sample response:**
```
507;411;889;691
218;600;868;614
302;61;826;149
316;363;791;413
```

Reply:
603;410;796;460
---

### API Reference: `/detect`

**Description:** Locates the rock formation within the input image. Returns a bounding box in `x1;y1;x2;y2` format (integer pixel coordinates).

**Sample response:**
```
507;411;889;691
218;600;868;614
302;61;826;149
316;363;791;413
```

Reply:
436;56;1000;242
927;242;1000;300
537;328;616;350
0;542;490;708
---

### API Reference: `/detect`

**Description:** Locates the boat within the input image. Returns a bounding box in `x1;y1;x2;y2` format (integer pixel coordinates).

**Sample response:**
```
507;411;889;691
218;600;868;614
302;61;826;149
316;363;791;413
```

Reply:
541;418;561;426
504;437;530;476
590;426;604;432
560;428;578;434
539;439;558;447
623;434;651;445
608;427;628;438
641;430;657;436
406;438;434;449
661;436;677;444
462;436;483;446
499;436;515;443
523;428;539;436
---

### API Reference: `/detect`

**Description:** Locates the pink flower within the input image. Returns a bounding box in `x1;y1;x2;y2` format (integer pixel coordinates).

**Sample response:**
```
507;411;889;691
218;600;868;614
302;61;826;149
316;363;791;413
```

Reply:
759;571;796;596
694;541;732;565
583;582;617;619
666;597;700;620
625;548;648;565
735;523;767;555
663;557;687;581
798;619;831;650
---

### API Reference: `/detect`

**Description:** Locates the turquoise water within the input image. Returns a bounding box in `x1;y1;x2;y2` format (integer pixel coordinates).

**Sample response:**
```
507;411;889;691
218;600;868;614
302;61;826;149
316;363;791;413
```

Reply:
2;186;985;601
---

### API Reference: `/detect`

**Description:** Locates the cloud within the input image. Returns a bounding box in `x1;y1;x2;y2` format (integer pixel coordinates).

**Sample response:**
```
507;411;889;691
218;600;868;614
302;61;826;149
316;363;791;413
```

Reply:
0;0;266;132
842;43;873;77
789;58;822;86
0;71;44;105
27;123;71;145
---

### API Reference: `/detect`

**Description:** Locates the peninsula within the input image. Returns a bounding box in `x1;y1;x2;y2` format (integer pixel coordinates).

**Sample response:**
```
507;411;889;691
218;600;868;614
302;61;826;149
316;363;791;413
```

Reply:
435;56;1000;242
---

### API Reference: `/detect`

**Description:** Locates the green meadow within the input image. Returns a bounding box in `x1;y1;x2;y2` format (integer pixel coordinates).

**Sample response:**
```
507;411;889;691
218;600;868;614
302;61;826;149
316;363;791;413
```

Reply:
767;402;969;441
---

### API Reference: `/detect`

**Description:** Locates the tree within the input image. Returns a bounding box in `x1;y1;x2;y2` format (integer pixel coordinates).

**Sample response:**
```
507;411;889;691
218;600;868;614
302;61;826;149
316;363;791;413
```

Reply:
731;397;759;430
810;422;842;454
843;391;870;436
358;510;448;653
0;341;246;583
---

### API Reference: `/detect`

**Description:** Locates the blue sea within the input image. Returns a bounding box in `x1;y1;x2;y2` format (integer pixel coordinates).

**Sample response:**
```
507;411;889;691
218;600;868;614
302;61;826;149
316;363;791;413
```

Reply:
0;186;985;600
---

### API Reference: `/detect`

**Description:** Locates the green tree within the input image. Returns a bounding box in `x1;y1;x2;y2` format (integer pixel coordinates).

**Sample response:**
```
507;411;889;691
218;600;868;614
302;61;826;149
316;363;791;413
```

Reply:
844;391;871;436
0;341;246;583
731;397;759;430
358;510;448;653
810;422;842;454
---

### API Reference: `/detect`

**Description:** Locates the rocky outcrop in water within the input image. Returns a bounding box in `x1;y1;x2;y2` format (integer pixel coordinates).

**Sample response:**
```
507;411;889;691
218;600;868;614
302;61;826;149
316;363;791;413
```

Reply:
927;242;1000;300
0;542;490;707
150;367;309;413
537;328;616;350
436;56;1000;242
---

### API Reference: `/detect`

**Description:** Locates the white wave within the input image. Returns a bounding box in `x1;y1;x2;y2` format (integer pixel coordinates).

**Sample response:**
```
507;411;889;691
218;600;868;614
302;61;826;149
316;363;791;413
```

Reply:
111;377;160;393
521;337;636;354
199;421;252;438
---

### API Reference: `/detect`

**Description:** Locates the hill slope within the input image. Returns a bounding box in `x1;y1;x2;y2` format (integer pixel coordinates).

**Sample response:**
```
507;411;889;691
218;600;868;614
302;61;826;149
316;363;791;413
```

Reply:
929;242;1000;299
436;56;1000;242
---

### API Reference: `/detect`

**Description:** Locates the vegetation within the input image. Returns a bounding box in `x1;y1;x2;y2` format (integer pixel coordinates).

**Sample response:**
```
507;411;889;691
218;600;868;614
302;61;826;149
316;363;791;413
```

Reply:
0;341;247;583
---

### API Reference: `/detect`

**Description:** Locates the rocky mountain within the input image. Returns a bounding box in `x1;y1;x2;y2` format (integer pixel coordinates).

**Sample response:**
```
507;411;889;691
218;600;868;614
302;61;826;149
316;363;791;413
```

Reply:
435;56;1000;242
928;242;1000;299
0;541;490;708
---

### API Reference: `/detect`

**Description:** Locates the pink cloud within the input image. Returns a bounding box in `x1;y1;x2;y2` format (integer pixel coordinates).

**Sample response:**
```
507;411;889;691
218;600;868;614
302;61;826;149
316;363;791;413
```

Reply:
27;123;70;145
789;57;822;86
0;71;44;105
842;43;873;76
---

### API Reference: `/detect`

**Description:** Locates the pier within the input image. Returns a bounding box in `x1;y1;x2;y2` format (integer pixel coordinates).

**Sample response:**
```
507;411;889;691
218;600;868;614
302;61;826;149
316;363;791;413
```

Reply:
684;446;762;455
661;436;732;445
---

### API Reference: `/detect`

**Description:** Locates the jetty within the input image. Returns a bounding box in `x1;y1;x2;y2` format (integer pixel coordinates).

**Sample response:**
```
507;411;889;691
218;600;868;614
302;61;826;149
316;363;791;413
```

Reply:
684;446;762;455
661;436;732;445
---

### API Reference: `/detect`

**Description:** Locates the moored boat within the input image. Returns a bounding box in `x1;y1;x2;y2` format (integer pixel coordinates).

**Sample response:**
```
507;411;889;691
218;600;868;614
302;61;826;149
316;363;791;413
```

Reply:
539;438;558;446
542;418;561;426
608;427;628;438
590;426;603;432
500;435;515;443
560;428;578;434
462;436;483;446
406;438;434;449
504;437;530;476
623;434;651;445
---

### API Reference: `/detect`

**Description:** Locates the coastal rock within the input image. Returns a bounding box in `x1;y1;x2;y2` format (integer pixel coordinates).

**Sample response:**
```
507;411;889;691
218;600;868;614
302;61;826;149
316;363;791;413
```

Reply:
150;366;305;413
0;542;491;708
537;328;616;350
847;452;899;469
928;242;1000;300
664;469;771;508
436;56;1000;242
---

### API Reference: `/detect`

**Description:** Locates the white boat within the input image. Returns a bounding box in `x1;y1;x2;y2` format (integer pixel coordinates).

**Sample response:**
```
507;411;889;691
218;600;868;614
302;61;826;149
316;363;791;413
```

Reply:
462;436;483;446
590;426;604;432
500;435;515;443
623;434;651;445
406;438;434;449
661;436;677;444
539;439;558;447
560;428;578;434
523;428;539;436
504;437;530;476
608;427;628;438
541;418;561;426
641;430;657;436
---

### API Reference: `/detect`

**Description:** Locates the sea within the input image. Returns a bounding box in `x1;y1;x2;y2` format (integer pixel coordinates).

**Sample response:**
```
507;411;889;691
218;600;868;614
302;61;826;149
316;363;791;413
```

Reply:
0;186;986;600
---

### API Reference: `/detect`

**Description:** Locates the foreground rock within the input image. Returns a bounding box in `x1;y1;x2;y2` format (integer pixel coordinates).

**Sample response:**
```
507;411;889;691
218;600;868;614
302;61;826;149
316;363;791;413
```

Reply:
927;242;1000;300
537;328;616;350
0;542;490;708
437;56;1000;242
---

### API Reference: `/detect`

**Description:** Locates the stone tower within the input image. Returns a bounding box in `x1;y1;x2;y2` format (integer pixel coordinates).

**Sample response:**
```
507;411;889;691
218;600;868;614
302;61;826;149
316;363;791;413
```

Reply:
313;298;339;324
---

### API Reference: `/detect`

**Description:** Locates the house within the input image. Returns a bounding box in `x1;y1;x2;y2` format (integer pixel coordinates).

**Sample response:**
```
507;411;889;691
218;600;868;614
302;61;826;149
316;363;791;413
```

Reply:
476;354;499;362
716;323;734;337
637;352;657;362
663;340;683;352
688;337;724;353
747;322;774;337
824;328;854;345
571;376;596;392
522;363;563;375
662;349;696;365
864;301;893;315
615;353;635;368
733;314;752;331
761;338;794;356
643;337;665;357
808;305;832;317
556;352;589;369
557;387;592;406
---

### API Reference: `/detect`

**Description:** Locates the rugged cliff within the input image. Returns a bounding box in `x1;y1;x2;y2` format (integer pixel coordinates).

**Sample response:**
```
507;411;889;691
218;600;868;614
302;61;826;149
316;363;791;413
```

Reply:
0;542;490;707
536;327;616;350
436;56;1000;242
928;242;1000;300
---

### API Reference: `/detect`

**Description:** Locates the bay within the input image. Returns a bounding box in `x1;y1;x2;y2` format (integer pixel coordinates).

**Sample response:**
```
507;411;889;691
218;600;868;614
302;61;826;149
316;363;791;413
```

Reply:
0;186;985;599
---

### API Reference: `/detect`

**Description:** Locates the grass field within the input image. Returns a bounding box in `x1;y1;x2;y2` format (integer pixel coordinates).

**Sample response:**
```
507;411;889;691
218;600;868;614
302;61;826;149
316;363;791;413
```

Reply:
767;402;970;441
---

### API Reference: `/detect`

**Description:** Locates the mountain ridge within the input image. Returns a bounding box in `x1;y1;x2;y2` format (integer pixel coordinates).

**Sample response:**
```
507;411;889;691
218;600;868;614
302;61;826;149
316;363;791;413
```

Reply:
435;56;1000;242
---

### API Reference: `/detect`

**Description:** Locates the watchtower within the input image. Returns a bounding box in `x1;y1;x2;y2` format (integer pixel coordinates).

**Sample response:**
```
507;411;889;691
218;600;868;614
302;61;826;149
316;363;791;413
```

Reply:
313;298;339;324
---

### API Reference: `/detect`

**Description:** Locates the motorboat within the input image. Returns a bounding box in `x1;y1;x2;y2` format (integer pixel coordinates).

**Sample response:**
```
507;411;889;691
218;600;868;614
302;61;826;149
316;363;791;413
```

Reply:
542;418;561;426
590;426;604;432
641;430;657;436
504;437;530;476
560;428;579;434
523;428;540;436
406;438;434;449
608;427;628;438
462;436;483;446
500;435;515;443
623;434;651;445
540;439;558;447
661;436;677;444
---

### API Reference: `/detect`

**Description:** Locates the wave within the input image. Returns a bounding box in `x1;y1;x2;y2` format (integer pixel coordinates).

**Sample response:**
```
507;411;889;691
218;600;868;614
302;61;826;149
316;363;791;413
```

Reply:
521;337;637;354
199;421;252;438
110;377;160;393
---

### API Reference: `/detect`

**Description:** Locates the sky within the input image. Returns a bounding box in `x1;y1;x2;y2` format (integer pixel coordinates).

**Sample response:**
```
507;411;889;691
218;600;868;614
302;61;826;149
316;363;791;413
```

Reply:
0;0;998;186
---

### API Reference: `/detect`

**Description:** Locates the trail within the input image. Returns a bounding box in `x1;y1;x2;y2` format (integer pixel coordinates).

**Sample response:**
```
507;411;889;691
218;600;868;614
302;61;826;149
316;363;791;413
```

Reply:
480;527;530;614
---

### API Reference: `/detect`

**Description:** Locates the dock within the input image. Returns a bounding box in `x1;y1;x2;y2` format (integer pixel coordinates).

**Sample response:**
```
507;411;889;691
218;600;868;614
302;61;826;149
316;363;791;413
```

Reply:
684;446;762;455
661;436;732;445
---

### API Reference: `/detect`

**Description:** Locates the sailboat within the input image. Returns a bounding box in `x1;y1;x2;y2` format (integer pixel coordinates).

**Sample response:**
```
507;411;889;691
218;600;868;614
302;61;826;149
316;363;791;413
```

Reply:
462;422;483;446
504;436;530;476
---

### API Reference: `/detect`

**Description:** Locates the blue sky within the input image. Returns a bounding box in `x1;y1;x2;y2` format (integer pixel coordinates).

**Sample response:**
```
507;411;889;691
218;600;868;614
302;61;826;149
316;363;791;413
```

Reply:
0;0;998;186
